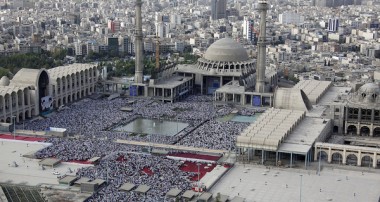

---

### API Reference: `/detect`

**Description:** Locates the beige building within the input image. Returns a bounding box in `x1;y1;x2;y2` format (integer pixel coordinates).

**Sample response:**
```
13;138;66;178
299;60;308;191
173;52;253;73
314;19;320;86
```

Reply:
331;83;380;136
0;63;98;123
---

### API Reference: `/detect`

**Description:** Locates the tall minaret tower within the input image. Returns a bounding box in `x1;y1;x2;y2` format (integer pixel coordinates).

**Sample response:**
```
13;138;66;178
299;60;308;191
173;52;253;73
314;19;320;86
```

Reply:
134;0;144;83
255;0;269;93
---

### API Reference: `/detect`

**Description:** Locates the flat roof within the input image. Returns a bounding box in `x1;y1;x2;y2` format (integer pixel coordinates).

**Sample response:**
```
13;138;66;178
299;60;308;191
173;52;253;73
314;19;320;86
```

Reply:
135;185;150;193
199;192;213;200
317;86;351;106
149;76;192;89
277;117;331;154
182;190;196;199
58;175;78;184
38;158;61;167
88;179;105;185
215;194;229;202
119;183;136;192
166;188;182;197
237;108;305;151
215;81;245;94
74;177;90;185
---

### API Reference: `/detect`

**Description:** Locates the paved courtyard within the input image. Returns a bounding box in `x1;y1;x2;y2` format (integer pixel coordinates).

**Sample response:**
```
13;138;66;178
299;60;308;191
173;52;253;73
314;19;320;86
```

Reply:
0;140;92;186
211;164;380;202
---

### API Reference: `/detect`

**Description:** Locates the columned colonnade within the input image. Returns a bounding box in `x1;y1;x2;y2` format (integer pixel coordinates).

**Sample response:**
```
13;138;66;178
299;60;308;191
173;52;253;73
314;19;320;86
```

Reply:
0;86;34;123
314;142;379;168
49;65;98;108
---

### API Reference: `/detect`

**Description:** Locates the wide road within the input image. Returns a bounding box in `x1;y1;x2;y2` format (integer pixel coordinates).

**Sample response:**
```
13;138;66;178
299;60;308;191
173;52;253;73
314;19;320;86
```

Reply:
115;139;228;155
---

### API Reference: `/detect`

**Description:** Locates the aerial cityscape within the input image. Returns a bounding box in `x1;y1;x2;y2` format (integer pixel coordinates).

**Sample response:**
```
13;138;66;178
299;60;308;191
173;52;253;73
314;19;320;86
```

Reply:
0;0;380;201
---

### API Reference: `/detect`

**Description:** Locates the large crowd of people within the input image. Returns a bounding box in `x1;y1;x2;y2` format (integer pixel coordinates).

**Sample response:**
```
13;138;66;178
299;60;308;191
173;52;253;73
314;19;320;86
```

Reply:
26;95;263;200
176;120;249;150
78;152;194;202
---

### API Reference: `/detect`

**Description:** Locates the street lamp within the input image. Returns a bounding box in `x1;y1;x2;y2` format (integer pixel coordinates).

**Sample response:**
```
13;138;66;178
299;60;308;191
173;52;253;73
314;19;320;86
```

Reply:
318;145;321;176
12;116;16;140
197;162;201;200
299;174;303;202
176;117;178;134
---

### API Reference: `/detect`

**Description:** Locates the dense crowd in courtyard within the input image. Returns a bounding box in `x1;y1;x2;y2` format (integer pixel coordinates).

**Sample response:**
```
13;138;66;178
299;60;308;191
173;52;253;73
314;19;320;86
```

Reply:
25;95;261;201
78;152;194;202
177;120;249;151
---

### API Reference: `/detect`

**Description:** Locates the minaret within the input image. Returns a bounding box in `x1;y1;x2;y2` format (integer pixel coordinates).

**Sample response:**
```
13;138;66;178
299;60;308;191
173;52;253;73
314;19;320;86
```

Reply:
134;0;144;83
255;0;269;93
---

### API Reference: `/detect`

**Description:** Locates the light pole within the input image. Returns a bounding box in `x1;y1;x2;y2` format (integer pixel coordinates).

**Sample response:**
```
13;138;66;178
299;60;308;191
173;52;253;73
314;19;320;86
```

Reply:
12;116;16;140
299;174;303;202
197;162;201;200
318;145;321;176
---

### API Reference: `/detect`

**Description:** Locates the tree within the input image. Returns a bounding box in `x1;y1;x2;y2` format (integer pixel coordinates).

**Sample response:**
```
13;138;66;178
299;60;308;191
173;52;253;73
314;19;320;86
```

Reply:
0;67;10;78
52;48;67;60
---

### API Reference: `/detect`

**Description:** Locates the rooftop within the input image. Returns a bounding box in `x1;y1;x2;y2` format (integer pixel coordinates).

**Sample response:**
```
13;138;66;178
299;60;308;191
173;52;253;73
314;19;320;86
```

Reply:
293;80;332;104
149;76;192;89
47;63;96;80
277;117;331;154
237;108;306;151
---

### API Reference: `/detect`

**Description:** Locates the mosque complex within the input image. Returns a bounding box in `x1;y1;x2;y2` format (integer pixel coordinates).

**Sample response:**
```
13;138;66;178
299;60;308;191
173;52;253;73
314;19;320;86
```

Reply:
1;0;380;201
0;0;379;170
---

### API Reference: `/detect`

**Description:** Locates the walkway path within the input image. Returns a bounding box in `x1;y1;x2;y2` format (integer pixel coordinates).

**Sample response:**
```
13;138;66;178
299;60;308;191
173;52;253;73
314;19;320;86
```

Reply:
115;139;228;155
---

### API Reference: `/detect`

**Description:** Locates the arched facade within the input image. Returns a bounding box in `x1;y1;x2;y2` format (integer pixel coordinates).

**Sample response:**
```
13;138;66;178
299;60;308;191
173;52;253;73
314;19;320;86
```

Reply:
48;64;97;110
333;83;380;136
314;143;380;168
0;64;98;123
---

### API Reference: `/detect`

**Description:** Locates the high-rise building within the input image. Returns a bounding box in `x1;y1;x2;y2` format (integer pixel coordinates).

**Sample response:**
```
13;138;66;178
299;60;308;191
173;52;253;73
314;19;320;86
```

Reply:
155;22;170;38
328;18;339;32
211;0;226;20
108;20;115;33
106;37;119;56
313;0;361;7
279;12;304;25
243;16;254;43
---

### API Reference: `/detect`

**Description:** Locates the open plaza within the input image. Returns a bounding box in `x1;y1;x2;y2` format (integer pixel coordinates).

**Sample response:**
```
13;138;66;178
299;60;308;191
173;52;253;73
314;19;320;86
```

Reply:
0;94;378;201
0;140;92;186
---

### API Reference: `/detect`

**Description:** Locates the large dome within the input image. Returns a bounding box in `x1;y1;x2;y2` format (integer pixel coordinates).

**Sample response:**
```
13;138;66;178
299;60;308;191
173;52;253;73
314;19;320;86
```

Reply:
358;83;380;95
350;83;380;105
204;38;249;62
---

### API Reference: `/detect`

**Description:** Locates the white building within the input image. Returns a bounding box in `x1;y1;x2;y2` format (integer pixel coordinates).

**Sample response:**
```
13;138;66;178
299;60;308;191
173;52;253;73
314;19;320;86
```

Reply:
0;64;98;123
279;12;304;25
243;16;254;42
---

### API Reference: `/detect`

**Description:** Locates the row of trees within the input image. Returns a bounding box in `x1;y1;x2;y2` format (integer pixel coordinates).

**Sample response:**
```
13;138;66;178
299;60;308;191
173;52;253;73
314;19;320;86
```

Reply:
0;48;67;78
0;46;199;79
103;58;156;78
